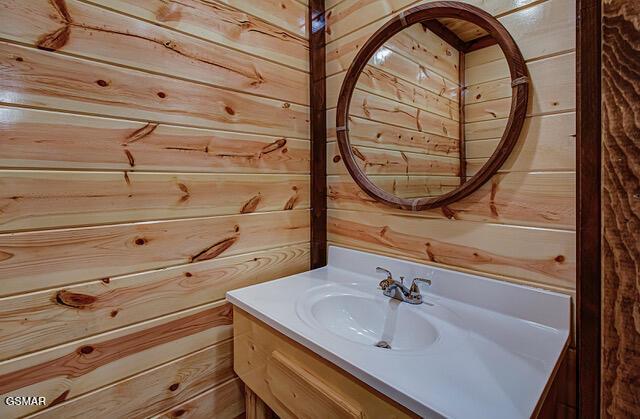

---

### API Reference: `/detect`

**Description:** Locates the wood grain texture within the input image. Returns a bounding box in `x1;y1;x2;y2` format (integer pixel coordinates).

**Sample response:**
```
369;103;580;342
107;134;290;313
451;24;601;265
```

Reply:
0;301;233;417
0;107;310;173
0;0;309;105
601;0;640;416
328;209;575;288
325;0;573;77
0;171;309;232
31;339;236;418
327;109;460;157
234;307;418;419
0;244;309;360
245;385;278;419
0;1;311;418
334;2;529;211
0;209;309;297
0;42;310;138
329;171;575;229
327;142;459;176
324;0;540;43
85;0;310;71
154;378;245;419
576;0;601;415
310;0;327;268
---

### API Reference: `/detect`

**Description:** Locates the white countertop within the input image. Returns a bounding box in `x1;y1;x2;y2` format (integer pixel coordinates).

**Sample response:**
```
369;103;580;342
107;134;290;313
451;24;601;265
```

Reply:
227;246;571;418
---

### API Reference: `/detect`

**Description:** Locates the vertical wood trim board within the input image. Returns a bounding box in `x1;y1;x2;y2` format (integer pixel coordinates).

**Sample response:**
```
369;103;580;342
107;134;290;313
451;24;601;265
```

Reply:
0;0;311;417
576;0;602;417
310;0;328;268
601;0;639;417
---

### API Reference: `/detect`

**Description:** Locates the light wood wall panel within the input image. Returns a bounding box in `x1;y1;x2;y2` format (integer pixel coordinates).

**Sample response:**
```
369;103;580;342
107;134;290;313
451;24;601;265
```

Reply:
0;42;309;138
0;245;309;360
325;0;576;295
0;107;310;173
85;0;309;71
0;0;309;105
0;0;310;417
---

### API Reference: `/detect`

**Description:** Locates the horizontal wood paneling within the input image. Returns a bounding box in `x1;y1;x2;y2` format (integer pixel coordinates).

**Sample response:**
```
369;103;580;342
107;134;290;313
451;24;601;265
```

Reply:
328;209;575;288
327;142;459;176
327;109;460;156
85;0;310;71
153;378;245;419
0;244;309;360
348;89;460;134
31;339;236;418
0;0;309;105
329;171;575;228
0;42;310;138
0;301;233;417
328;66;458;120
0;171;309;232
0;1;310;417
0;107;310;173
325;0;573;77
0;209;309;297
325;0;541;43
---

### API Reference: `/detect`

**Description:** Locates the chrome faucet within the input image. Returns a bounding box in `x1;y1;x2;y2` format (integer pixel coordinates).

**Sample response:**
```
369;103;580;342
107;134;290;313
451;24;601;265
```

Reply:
376;266;432;305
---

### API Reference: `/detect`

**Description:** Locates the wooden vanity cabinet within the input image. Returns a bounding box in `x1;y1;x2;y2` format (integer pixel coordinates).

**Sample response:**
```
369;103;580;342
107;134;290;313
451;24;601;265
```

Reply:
233;307;419;419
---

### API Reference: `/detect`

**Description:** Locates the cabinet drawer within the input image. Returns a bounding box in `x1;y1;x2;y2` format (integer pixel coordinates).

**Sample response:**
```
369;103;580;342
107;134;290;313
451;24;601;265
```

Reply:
233;307;418;419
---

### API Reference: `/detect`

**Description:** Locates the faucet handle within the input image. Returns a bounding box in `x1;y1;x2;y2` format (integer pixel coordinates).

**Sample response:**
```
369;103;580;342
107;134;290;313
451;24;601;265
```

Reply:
376;267;393;290
409;277;432;294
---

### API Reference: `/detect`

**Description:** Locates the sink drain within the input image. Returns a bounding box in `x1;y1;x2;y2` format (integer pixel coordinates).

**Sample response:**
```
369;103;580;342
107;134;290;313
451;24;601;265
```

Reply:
374;340;392;349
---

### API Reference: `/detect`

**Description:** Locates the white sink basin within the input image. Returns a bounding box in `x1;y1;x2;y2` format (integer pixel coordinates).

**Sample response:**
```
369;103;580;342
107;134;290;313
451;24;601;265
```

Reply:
299;288;439;351
227;246;570;418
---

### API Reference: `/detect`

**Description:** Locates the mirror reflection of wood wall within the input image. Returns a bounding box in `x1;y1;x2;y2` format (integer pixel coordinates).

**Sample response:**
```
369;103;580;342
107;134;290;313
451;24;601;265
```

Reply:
347;19;511;200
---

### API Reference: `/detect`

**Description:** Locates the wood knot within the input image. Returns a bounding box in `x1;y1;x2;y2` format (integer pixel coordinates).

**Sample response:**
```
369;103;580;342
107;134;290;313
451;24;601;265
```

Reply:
185;272;192;277
173;409;186;417
157;92;167;98
56;290;97;308
169;383;180;391
78;345;94;354
96;79;109;87
15;57;23;62
282;102;290;109
101;278;111;284
110;310;119;318
555;255;566;263
224;106;235;115
135;238;147;246
333;155;341;163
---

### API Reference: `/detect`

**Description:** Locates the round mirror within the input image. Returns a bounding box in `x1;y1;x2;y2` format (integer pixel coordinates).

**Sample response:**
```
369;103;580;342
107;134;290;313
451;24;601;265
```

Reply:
336;2;528;210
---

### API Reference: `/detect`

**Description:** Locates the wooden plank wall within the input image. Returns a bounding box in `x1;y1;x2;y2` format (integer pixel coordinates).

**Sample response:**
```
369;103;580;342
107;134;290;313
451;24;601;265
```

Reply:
464;44;513;177
342;23;462;198
0;0;310;417
601;0;640;416
325;0;576;416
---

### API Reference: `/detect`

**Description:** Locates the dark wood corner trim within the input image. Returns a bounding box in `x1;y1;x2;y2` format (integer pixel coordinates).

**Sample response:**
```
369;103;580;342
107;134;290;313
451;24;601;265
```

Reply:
458;50;466;183
421;20;466;51
576;0;601;417
309;0;327;269
464;34;498;52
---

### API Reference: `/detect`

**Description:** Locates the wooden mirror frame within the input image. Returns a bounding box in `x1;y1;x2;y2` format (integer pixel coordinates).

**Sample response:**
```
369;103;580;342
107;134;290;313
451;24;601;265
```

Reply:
336;1;529;211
